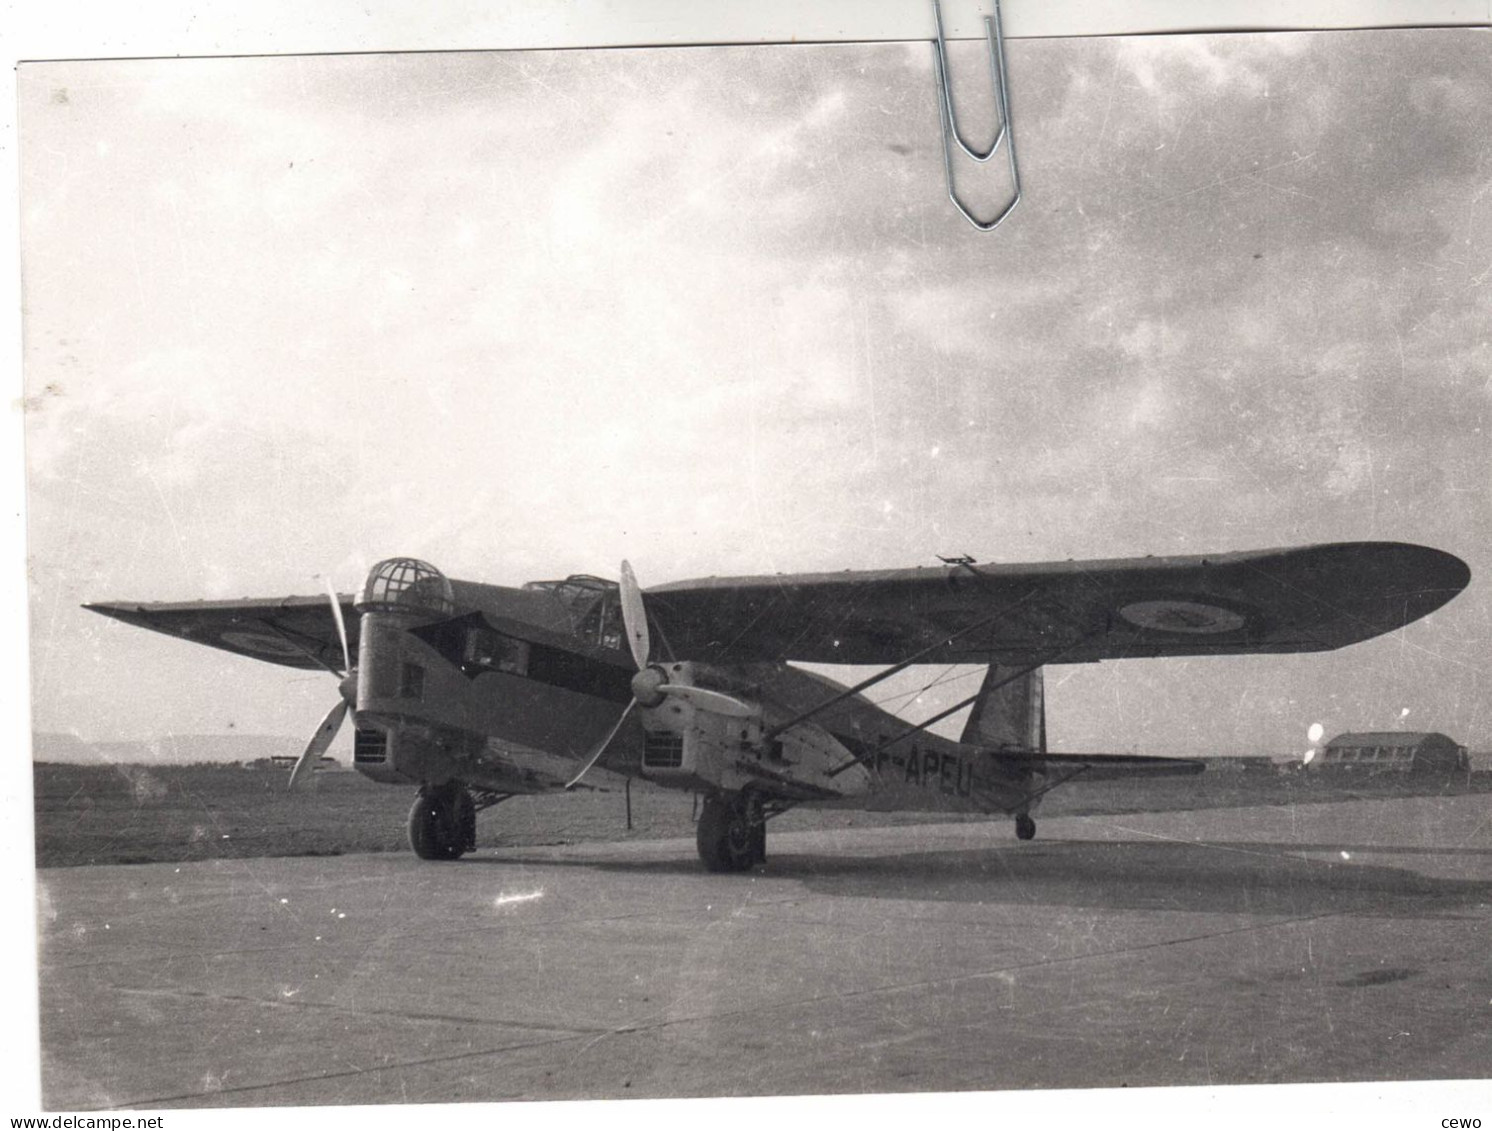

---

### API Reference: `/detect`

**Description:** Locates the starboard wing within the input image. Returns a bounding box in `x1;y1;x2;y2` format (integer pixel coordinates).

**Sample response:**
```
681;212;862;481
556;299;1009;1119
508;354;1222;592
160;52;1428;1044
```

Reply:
84;595;359;672
644;542;1469;666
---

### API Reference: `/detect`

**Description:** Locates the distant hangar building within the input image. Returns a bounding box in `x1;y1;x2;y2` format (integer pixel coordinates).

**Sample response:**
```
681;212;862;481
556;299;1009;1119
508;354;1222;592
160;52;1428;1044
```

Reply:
1317;731;1468;774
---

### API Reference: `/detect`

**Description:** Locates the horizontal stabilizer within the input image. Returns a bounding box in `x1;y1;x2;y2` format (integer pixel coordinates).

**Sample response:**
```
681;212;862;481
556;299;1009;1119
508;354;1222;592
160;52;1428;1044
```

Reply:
989;751;1204;781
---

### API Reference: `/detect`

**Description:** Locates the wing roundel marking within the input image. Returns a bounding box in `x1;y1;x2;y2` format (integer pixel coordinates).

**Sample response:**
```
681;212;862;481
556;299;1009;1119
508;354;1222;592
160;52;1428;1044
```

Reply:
219;630;310;658
1117;599;1248;635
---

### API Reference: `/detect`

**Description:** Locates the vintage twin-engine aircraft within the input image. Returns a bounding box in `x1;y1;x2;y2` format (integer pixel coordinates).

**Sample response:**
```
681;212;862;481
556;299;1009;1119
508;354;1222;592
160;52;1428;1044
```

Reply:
86;541;1468;870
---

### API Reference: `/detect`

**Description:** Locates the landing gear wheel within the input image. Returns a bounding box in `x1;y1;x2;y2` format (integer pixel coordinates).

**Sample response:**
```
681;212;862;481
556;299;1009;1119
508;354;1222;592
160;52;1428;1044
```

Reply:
408;782;476;861
697;791;762;873
1014;813;1037;841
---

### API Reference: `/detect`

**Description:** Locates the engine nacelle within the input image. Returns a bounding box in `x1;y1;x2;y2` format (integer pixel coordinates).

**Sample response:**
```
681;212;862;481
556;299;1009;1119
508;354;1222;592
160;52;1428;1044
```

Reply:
638;664;870;798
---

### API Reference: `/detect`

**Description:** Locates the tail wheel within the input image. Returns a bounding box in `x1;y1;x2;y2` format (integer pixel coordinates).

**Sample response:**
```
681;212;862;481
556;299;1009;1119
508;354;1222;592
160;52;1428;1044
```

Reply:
409;782;475;860
697;791;762;872
1015;813;1036;841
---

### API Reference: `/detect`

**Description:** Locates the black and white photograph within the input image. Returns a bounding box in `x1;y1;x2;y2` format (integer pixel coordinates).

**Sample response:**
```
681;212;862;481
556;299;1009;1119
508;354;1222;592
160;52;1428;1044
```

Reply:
12;1;1491;1122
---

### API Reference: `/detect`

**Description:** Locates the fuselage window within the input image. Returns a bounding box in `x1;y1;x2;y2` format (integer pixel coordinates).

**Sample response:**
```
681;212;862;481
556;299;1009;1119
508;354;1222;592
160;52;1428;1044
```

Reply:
464;626;530;676
576;594;624;651
522;575;626;652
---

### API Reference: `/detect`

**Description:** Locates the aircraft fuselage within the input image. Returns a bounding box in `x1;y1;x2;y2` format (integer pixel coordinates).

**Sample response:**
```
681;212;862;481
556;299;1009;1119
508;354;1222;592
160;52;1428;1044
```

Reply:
347;572;1042;818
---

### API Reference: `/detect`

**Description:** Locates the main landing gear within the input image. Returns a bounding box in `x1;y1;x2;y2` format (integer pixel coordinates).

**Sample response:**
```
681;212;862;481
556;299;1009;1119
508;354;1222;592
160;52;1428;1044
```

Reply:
697;790;767;873
1014;812;1037;841
408;781;477;860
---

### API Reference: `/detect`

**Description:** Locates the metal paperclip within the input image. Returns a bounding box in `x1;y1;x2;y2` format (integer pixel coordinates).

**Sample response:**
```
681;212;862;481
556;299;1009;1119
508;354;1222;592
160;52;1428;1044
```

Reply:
932;0;1021;231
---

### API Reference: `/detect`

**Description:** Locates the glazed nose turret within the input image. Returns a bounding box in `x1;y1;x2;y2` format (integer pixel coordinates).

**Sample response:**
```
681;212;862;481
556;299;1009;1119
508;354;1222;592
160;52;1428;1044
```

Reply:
356;557;455;618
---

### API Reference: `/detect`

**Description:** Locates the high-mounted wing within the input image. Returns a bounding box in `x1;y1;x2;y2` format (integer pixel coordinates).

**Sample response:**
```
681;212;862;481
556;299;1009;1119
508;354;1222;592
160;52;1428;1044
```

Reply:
84;595;359;673
644;542;1469;666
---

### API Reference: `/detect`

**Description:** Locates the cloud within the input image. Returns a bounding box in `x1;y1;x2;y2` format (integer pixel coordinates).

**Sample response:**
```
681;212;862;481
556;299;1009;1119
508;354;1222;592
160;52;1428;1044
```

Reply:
19;32;1492;748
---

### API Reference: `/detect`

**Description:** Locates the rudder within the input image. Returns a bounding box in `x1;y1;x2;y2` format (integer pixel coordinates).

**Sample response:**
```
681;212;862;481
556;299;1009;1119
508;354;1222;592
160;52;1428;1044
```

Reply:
960;665;1046;752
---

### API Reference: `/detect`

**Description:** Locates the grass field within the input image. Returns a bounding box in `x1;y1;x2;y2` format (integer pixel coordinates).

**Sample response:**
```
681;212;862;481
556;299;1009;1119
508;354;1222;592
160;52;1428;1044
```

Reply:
32;761;1491;869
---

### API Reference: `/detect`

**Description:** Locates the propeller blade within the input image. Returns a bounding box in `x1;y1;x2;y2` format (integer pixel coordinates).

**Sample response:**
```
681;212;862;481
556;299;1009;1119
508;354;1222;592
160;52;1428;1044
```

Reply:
289;699;348;790
565;699;637;790
659;684;756;719
619;560;650;672
325;580;351;675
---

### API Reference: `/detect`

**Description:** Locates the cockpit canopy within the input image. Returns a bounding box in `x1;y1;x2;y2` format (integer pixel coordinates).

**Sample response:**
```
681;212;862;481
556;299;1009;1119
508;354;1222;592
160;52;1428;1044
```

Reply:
359;558;456;617
522;574;624;651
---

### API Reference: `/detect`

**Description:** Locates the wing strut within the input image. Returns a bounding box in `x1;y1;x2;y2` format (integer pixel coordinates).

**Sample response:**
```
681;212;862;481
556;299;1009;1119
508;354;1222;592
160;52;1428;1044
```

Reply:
761;592;1040;742
825;629;1101;778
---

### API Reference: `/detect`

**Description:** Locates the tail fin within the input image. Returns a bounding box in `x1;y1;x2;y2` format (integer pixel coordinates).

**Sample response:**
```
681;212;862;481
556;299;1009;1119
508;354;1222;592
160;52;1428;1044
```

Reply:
960;665;1046;752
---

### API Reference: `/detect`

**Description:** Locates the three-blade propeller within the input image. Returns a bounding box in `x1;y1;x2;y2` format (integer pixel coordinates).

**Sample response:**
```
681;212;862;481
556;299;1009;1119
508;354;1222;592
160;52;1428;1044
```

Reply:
565;561;754;790
288;581;355;790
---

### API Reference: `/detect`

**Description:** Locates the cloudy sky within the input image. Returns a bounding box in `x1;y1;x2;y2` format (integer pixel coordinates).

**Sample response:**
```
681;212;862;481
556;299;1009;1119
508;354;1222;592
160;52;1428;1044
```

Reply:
19;28;1490;757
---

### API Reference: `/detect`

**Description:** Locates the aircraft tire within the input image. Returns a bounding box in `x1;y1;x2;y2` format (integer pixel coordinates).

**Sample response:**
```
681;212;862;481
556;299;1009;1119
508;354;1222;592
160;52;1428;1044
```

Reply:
457;788;477;853
751;818;767;865
1015;813;1036;841
697;792;756;873
408;783;471;861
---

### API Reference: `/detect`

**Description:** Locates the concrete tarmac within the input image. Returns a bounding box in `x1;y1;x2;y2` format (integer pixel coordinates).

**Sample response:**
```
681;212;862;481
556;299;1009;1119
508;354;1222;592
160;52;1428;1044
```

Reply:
35;793;1492;1109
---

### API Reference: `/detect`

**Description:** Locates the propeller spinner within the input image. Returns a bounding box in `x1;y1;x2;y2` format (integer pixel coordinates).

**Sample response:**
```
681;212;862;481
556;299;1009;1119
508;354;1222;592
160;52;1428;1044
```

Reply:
564;561;753;790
